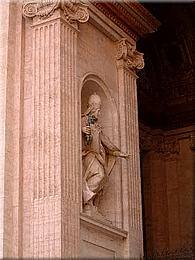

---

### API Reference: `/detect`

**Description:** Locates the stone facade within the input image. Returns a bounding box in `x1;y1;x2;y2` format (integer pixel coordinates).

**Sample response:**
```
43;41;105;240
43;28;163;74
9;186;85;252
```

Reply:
0;1;160;258
3;1;193;259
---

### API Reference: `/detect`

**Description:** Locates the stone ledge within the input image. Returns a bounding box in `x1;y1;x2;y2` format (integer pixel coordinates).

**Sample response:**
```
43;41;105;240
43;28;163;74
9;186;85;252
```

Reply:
80;213;128;240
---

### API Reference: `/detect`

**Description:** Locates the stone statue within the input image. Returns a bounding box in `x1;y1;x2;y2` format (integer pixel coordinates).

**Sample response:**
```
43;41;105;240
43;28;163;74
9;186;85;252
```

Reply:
82;93;129;219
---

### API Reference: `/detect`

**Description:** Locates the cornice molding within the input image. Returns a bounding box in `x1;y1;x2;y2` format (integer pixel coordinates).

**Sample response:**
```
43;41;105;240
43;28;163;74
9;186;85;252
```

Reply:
116;38;144;71
93;2;138;41
93;2;160;40
23;0;89;24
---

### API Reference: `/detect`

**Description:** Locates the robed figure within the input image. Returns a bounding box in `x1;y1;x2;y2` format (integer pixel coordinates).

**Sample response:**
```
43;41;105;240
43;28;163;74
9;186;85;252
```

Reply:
82;93;128;217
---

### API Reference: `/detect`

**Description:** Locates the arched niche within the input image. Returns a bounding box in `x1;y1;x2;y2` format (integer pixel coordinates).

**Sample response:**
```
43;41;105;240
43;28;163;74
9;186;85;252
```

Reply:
81;74;122;226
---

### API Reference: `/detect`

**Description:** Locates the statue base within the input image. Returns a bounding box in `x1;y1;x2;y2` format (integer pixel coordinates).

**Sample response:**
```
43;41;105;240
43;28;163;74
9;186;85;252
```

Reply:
80;212;127;258
83;204;112;225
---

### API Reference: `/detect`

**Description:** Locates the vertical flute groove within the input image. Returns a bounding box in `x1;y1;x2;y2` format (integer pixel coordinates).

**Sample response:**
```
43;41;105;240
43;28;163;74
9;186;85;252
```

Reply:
48;24;51;196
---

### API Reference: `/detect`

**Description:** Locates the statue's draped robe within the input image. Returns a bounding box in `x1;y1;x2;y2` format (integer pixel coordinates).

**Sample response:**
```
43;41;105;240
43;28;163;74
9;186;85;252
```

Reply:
82;115;120;204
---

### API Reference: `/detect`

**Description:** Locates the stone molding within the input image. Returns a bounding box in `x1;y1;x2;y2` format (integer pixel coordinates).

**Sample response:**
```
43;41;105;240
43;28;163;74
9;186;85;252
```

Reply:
93;2;160;41
80;213;127;240
116;38;144;71
23;0;89;24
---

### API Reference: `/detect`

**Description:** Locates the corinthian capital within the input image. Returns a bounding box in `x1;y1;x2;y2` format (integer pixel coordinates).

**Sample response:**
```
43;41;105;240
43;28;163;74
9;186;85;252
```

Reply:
23;0;89;23
116;38;144;70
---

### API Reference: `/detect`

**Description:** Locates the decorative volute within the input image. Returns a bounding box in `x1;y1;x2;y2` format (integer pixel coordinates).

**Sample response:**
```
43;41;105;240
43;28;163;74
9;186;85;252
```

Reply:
116;38;144;71
23;0;89;23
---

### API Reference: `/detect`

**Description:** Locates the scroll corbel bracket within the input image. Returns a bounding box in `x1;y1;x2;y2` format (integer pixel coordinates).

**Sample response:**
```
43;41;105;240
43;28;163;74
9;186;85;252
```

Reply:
23;0;60;19
23;0;89;24
62;1;89;24
116;38;144;71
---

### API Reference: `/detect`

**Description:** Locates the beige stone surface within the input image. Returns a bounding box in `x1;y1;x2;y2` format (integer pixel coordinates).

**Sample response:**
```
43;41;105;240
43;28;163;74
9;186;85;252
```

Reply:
0;3;9;257
0;3;23;258
78;22;123;228
22;8;86;257
80;213;127;258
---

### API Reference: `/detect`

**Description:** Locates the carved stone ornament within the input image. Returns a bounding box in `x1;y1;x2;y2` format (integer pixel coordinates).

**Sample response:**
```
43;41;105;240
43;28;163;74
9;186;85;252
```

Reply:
155;136;180;155
189;133;195;151
117;38;144;70
23;0;89;23
140;127;180;157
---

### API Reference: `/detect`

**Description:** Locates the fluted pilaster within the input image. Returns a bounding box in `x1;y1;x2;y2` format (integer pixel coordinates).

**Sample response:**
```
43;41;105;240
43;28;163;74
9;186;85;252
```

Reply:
31;19;61;258
22;3;89;257
60;21;80;257
116;38;144;258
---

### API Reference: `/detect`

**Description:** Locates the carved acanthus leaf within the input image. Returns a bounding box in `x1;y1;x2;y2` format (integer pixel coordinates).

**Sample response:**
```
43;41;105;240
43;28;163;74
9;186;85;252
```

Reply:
23;0;89;23
117;38;144;70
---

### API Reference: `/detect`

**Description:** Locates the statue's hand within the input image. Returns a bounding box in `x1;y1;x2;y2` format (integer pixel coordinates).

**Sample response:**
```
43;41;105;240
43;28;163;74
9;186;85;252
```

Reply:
82;126;91;135
112;151;130;158
118;152;130;159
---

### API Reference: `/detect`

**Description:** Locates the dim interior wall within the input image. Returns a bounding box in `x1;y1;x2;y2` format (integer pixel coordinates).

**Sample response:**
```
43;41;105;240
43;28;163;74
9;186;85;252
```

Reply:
141;126;194;256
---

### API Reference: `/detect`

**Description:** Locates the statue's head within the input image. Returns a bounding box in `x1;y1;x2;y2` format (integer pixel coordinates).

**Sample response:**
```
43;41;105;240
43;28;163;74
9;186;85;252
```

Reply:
88;93;101;118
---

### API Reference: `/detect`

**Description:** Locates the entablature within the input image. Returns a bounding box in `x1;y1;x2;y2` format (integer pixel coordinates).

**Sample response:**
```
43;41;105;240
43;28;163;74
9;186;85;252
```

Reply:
23;0;160;43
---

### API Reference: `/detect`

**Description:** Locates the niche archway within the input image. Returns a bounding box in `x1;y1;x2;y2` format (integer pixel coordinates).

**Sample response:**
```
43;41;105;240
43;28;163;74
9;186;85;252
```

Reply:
81;74;122;226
